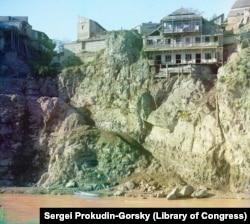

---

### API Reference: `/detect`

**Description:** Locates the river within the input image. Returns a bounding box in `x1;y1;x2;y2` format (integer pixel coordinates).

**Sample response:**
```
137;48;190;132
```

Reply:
0;194;250;223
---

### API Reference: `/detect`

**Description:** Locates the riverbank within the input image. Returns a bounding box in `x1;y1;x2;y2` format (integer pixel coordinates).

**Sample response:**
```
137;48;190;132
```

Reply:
0;186;249;200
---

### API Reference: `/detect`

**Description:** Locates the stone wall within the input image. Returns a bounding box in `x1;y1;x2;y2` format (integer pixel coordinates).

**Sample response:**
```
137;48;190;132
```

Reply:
64;42;82;55
84;39;106;52
64;39;106;55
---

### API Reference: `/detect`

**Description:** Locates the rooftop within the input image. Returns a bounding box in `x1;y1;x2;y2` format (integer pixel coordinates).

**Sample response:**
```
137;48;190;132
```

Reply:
161;8;202;21
0;16;29;23
231;0;250;9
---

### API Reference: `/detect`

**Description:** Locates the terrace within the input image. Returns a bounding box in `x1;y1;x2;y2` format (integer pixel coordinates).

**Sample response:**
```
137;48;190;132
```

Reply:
145;38;221;51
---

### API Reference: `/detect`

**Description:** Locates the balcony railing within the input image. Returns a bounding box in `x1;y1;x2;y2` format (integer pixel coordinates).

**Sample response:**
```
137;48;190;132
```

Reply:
145;41;220;50
163;26;201;33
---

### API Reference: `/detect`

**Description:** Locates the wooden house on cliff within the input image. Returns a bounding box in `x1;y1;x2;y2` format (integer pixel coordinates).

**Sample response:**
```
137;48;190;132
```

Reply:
142;8;223;77
0;16;54;58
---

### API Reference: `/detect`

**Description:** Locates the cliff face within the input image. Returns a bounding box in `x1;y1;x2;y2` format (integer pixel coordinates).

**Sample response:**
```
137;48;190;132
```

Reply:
0;31;249;194
216;49;250;192
0;51;83;185
144;49;250;193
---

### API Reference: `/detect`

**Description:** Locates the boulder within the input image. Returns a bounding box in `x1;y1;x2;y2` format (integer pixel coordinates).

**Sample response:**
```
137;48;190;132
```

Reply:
166;187;179;200
114;191;124;196
124;181;135;190
192;189;208;198
179;185;194;198
65;180;76;188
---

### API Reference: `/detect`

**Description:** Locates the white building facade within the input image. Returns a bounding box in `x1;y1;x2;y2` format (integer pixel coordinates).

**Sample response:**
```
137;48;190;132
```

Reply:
143;8;223;76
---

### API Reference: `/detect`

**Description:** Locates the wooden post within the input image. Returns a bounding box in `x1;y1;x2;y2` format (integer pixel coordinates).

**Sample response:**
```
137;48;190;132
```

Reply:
216;93;219;127
166;64;168;78
178;64;180;80
11;31;14;49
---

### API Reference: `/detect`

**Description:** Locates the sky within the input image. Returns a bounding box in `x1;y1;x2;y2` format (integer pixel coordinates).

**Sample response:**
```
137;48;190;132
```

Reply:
1;0;236;42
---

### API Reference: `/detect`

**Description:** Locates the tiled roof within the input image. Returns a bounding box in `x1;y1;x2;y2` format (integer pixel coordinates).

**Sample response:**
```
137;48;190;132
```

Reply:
162;7;202;21
169;7;197;16
231;0;250;9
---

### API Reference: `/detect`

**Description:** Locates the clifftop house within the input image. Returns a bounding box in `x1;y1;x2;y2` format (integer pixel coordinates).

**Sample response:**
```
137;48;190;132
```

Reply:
0;16;53;58
227;0;250;32
141;8;223;77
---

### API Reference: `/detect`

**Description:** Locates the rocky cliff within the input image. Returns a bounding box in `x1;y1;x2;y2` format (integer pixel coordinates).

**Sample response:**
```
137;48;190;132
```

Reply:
0;30;249;195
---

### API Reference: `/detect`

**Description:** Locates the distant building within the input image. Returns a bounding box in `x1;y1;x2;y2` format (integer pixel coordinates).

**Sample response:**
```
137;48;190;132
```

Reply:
77;16;106;41
134;22;160;36
64;16;107;55
0;16;32;56
227;0;250;32
142;8;223;77
0;16;53;58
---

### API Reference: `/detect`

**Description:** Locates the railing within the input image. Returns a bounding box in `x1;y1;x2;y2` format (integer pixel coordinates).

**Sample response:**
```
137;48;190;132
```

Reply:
154;65;194;78
163;26;201;33
151;59;218;66
145;41;220;50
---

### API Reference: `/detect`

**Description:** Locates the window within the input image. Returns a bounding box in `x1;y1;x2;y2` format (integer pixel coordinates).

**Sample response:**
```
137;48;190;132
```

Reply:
195;37;201;43
176;36;181;43
185;37;191;44
165;22;172;29
156;55;161;64
205;53;212;60
176;54;181;64
147;39;153;45
177;22;182;29
214;36;218;42
194;21;200;31
184;21;190;28
165;38;171;45
196;54;201;63
185;54;192;62
205;37;210;43
166;55;172;62
157;39;162;45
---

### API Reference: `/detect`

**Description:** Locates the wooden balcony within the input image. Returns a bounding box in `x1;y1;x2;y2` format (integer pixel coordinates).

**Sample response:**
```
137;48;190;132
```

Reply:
145;41;220;51
163;26;201;34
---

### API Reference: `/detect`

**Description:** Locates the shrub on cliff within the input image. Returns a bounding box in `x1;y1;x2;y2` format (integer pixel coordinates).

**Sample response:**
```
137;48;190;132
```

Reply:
65;55;82;67
29;60;59;77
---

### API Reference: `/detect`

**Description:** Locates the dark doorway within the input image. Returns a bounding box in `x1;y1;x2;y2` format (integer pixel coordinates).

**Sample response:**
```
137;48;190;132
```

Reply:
156;55;161;64
196;53;201;63
176;54;181;64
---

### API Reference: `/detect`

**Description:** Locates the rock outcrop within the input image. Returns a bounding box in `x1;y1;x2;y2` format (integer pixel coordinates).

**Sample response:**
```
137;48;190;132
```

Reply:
37;126;152;190
0;30;249;196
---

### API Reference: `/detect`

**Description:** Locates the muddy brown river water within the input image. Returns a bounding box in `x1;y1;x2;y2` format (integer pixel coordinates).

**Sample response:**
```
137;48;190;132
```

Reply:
0;194;249;223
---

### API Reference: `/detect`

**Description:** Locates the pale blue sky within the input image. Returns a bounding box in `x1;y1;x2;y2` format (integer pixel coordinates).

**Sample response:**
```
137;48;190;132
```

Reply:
1;0;235;41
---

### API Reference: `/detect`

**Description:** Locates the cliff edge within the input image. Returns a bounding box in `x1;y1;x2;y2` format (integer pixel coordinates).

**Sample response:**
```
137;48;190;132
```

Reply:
0;30;249;196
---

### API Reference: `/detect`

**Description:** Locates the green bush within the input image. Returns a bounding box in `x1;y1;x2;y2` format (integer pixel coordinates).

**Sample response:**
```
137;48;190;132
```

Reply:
29;60;59;77
241;39;249;49
140;48;147;59
66;56;82;67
